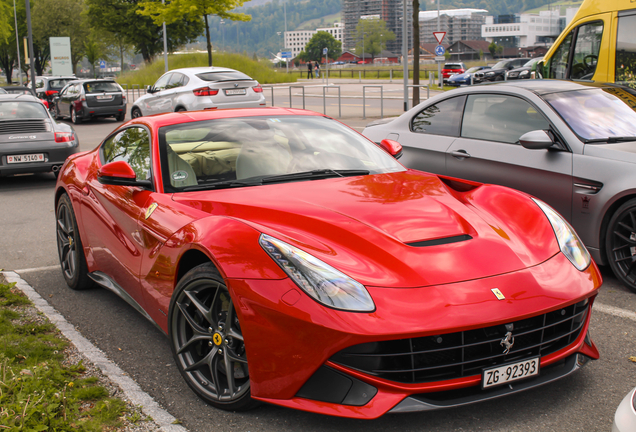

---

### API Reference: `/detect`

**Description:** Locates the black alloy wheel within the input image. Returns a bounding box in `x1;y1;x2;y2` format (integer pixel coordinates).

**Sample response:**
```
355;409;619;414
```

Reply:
56;194;93;290
71;107;82;124
169;263;257;411
606;198;636;293
131;108;142;119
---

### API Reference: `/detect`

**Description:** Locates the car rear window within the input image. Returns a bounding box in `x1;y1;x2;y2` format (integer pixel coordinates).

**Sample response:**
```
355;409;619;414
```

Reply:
49;79;74;89
0;101;49;119
195;71;252;82
84;82;121;93
444;64;463;69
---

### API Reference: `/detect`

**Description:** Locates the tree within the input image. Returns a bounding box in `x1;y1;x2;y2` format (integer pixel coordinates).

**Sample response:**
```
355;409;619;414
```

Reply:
0;0;27;84
0;0;12;43
354;18;395;61
138;0;251;67
84;34;110;78
298;31;341;63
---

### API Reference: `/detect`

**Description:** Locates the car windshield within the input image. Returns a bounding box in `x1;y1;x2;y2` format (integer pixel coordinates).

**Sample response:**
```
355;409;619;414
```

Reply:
49;79;74;89
523;58;542;67
544;87;636;141
444;64;462;69
466;67;482;73
0;101;49;119
491;61;509;69
195;71;252;82
159;115;404;191
84;82;120;93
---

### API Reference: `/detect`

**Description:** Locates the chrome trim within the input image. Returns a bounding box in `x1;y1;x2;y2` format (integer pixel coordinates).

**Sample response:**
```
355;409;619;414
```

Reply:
88;271;165;335
574;183;601;192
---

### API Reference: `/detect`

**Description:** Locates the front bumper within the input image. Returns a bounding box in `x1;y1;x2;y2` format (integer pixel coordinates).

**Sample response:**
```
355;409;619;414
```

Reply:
228;252;601;418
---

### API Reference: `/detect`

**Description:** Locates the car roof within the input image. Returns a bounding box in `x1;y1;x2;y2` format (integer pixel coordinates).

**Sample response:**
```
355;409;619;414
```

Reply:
170;67;242;75
0;94;43;102
35;76;76;80
467;79;626;95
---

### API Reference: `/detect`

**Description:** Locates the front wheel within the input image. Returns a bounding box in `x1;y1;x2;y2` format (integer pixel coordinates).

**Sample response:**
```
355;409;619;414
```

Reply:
606;198;636;293
56;194;93;290
71;107;82;124
169;263;257;411
131;107;142;119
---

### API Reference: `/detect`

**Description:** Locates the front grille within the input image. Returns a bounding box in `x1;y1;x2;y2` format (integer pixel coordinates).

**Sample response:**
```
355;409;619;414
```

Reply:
330;300;589;384
0;120;49;134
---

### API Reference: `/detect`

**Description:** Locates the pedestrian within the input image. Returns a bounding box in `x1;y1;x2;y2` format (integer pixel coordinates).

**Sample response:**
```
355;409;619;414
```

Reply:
315;62;320;78
307;61;313;79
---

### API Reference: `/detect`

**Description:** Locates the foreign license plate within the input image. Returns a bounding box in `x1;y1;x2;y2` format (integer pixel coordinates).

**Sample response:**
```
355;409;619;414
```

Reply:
225;89;246;96
7;154;45;164
482;357;539;389
96;95;113;100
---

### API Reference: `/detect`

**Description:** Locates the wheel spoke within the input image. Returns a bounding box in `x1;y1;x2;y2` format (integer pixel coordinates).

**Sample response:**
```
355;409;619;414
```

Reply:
184;345;218;372
614;231;636;245
618;221;635;232
210;353;224;397
224;351;236;396
185;287;216;325
615;255;636;263
176;333;213;355
177;301;208;334
226;349;248;364
227;328;244;342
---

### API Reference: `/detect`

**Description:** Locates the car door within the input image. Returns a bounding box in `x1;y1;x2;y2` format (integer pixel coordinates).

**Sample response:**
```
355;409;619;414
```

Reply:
395;96;466;175
445;93;573;220
145;73;174;115
80;126;153;307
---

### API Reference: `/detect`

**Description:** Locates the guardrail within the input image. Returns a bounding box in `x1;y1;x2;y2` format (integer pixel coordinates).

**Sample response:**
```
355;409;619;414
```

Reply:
362;86;383;119
322;86;341;118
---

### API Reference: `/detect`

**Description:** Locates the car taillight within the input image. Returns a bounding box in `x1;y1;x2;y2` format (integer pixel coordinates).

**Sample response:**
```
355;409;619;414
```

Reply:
122;94;126;102
55;132;74;143
45;90;58;96
193;87;219;97
42;101;49;108
252;84;263;93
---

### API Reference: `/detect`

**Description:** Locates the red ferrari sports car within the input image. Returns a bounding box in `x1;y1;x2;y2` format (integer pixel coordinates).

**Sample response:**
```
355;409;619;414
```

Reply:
55;107;602;419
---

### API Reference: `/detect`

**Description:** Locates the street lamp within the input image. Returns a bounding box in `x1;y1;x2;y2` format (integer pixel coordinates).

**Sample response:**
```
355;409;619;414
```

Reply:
220;20;225;50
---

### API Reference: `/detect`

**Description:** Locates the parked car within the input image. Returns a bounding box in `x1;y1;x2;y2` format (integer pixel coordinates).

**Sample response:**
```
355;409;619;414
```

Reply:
54;79;127;124
506;57;543;80
0;94;78;177
55;107;601;418
2;85;36;96
612;386;636;432
130;67;266;118
363;79;636;293
447;66;491;86
475;58;530;82
27;76;76;108
441;62;467;82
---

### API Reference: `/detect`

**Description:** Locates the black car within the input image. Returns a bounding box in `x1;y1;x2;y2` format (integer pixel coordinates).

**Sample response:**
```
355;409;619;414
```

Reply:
506;57;544;80
475;58;530;82
0;94;79;177
54;79;127;124
28;76;77;108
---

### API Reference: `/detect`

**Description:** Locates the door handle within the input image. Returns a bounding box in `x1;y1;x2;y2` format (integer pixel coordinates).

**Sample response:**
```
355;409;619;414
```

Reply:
450;150;471;159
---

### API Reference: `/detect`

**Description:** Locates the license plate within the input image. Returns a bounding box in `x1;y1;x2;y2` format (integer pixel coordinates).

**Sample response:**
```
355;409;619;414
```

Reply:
482;357;539;389
96;95;113;100
7;153;45;164
225;89;246;96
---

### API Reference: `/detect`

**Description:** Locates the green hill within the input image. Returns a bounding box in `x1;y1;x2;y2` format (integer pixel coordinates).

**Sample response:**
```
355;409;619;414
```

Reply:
296;12;342;30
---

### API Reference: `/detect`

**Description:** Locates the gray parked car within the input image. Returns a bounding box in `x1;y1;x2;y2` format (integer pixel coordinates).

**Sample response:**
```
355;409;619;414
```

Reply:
131;67;266;118
363;80;636;292
54;79;127;123
613;386;636;432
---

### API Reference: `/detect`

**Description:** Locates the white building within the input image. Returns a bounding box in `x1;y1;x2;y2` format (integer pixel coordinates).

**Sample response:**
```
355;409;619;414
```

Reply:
285;23;345;57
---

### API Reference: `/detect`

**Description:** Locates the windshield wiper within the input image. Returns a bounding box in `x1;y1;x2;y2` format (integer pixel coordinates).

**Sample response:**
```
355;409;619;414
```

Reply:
585;136;636;144
181;179;260;191
260;169;370;184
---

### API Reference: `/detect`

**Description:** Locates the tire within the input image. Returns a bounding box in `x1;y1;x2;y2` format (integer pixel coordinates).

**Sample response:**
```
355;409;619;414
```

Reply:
131;107;142;119
71;107;82;124
606;198;636;293
52;105;61;120
56;194;93;290
495;75;504;81
169;263;257;411
116;112;125;122
176;107;187;112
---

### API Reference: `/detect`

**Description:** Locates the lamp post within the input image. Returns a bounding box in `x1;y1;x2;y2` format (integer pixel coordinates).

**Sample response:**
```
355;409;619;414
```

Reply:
162;0;168;73
220;20;225;50
13;0;22;85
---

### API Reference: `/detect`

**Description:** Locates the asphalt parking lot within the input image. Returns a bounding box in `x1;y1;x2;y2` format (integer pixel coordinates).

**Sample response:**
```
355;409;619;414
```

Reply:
1;110;635;431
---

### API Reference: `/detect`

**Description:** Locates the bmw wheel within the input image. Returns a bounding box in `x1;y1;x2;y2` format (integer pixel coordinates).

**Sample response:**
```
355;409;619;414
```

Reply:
56;194;93;290
71;107;82;124
169;263;257;411
131;107;142;119
606;198;636;293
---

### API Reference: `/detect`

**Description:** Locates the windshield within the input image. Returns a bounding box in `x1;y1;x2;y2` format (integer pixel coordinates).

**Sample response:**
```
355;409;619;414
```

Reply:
49;79;74;89
0;101;49;119
159;115;404;191
84;81;121;93
523;57;542;67
492;61;509;69
196;71;252;82
544;87;636;141
444;64;463;69
466;67;482;74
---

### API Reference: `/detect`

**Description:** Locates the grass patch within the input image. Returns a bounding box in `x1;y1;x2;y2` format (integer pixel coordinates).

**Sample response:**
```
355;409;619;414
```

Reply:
118;51;296;88
0;282;129;431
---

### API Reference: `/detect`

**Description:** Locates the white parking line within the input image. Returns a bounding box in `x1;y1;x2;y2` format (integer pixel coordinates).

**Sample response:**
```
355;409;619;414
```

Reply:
2;270;188;432
594;302;636;323
15;265;61;273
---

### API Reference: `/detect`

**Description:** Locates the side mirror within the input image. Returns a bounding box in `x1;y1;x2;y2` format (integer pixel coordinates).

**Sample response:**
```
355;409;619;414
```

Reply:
98;160;151;188
379;139;403;159
146;85;153;94
519;130;554;150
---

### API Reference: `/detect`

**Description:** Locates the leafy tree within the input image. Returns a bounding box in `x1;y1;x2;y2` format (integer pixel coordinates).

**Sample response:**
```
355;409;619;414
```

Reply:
84;34;110;78
488;41;496;58
354;18;395;61
138;0;251;67
0;0;27;83
0;0;12;43
298;31;341;62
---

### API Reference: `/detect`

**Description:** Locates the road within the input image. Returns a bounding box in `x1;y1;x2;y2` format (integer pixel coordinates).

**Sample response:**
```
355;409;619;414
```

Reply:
1;97;635;431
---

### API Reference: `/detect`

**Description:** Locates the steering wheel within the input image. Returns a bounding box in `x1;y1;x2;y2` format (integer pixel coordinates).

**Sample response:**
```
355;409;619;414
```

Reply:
583;55;598;70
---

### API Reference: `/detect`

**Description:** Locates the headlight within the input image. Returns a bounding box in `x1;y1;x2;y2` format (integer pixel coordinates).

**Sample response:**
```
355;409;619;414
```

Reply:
520;70;529;76
259;234;375;312
532;199;591;271
508;72;519;77
485;71;494;76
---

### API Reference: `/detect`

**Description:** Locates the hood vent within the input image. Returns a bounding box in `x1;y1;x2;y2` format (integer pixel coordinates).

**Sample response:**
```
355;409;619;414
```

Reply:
407;234;472;247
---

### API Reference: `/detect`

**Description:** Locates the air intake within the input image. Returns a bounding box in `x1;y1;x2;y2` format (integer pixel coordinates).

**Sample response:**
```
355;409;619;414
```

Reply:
407;234;472;247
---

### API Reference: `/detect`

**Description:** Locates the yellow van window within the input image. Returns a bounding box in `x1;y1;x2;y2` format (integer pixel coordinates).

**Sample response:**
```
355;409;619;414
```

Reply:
616;13;636;89
548;31;573;79
570;21;603;80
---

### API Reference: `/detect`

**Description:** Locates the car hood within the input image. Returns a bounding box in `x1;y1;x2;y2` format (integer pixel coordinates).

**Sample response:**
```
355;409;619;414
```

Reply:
450;73;469;80
174;171;559;287
584;142;636;163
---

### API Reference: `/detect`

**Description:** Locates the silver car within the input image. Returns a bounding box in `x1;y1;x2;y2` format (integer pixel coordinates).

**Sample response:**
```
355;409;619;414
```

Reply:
613;386;636;432
363;80;636;293
131;67;266;118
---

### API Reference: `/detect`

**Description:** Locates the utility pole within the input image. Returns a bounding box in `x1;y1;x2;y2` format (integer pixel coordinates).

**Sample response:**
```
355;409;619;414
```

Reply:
25;0;36;90
437;0;442;88
402;0;408;111
13;0;22;85
162;0;168;72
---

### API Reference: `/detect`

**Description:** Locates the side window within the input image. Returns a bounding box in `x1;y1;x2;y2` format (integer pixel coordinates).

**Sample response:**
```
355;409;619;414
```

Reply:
410;96;465;136
570;21;603;80
167;73;184;89
153;73;172;91
461;95;550;144
101;127;152;180
548;31;573;79
616;11;636;89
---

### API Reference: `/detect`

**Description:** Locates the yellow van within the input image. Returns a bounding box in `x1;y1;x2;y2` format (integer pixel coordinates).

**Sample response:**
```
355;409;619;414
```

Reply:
539;0;635;87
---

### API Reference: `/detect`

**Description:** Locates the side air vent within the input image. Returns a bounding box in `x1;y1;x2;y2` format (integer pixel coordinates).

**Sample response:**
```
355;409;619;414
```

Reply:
407;234;472;247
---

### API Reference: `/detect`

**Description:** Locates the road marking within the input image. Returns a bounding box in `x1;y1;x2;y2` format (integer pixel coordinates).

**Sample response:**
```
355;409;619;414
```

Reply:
1;271;188;432
14;265;60;273
594;302;636;323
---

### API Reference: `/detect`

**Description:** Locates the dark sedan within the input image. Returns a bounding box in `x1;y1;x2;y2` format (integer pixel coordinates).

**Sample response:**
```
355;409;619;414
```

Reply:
475;58;529;82
54;79;126;124
363;80;636;293
506;57;544;80
0;94;79;177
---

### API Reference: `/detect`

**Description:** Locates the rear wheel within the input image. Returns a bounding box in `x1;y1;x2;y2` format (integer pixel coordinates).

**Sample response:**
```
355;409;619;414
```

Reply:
71;107;82;124
56;194;93;290
116;112;125;122
169;263;257;411
606;199;636;293
131;107;142;119
495;75;504;81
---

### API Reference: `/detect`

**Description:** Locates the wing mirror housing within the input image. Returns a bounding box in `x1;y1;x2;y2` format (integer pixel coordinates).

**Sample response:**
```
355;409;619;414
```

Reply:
379;139;403;159
146;85;153;94
531;60;544;79
98;160;151;188
519;130;554;150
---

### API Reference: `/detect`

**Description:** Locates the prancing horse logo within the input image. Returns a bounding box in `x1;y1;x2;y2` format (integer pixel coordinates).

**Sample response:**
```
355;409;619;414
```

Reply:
500;323;515;354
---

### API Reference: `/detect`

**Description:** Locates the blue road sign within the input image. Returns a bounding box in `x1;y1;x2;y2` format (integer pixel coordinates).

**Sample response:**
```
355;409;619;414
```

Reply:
281;51;292;59
434;45;445;56
99;60;106;69
323;47;328;55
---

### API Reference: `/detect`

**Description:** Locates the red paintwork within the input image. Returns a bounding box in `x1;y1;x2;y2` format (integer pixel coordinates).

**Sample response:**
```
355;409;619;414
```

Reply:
379;138;402;157
55;107;603;419
98;160;137;179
